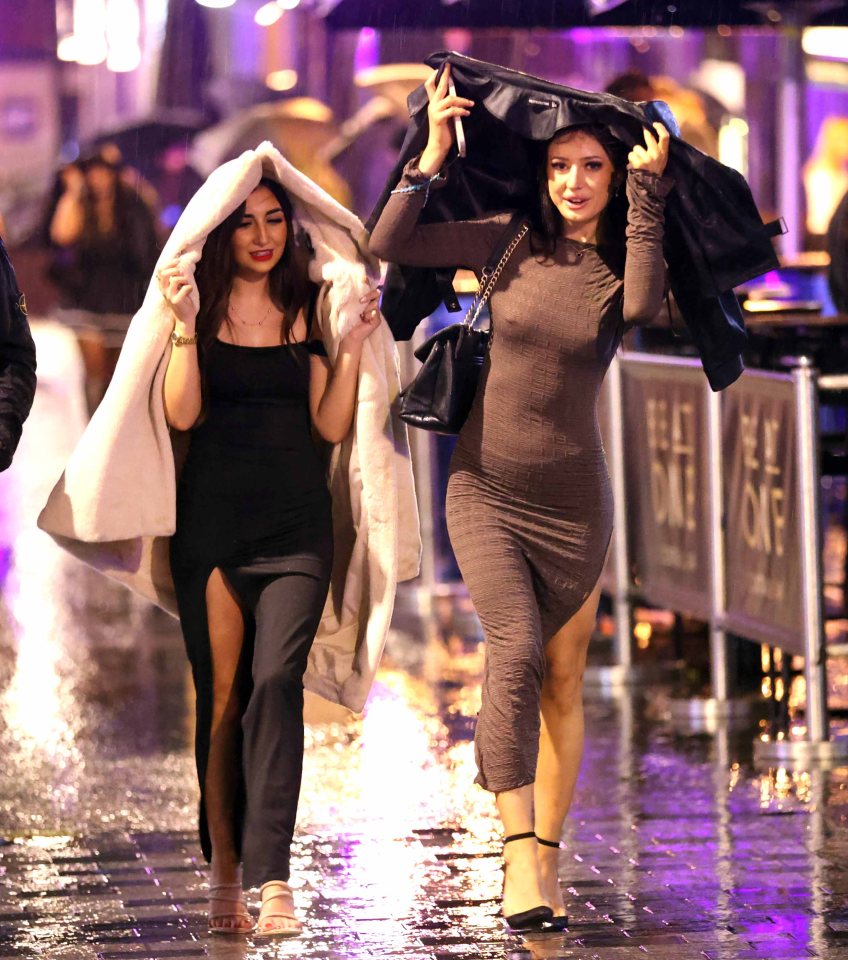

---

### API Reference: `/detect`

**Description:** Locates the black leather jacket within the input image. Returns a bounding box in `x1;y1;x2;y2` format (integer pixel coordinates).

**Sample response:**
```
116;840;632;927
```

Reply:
0;238;36;471
369;51;783;391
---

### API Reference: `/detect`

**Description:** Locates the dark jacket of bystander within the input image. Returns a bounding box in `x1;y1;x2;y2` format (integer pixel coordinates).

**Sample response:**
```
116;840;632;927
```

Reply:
0;237;36;471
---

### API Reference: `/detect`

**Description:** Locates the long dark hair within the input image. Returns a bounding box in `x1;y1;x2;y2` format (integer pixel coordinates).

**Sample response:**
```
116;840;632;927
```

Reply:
194;177;315;352
78;157;140;244
529;123;629;268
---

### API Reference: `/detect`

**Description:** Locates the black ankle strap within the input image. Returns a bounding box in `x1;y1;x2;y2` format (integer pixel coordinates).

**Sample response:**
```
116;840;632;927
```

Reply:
503;831;537;845
536;836;561;848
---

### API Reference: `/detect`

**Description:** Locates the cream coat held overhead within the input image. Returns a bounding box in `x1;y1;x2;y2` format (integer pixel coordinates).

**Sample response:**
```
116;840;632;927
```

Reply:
38;140;421;713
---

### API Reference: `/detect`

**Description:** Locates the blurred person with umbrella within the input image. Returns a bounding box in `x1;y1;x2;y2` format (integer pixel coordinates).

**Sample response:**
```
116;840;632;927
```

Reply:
48;149;159;415
88;112;207;232
89;112;207;182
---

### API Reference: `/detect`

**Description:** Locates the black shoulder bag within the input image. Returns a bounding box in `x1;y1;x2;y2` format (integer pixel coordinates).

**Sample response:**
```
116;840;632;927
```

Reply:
398;212;527;435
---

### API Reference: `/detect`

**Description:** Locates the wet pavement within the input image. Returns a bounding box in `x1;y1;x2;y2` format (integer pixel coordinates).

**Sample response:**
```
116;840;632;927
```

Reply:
3;323;848;960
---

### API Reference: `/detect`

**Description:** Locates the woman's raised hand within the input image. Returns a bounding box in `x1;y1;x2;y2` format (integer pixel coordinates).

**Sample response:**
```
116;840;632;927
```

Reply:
344;285;383;345
157;257;197;329
628;121;670;177
418;64;474;178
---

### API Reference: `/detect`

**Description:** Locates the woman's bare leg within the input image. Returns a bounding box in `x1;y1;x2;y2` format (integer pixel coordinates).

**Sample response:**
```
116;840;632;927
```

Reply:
204;568;252;933
75;332;109;417
534;583;602;917
496;785;547;919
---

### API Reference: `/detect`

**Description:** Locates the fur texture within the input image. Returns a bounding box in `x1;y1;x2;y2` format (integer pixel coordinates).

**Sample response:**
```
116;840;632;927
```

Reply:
39;141;421;712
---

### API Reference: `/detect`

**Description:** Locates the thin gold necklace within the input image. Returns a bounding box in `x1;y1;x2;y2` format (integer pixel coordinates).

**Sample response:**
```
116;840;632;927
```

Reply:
228;299;272;327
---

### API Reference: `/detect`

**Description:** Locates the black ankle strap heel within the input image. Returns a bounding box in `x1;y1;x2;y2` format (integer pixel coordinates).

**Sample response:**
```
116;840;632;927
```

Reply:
536;836;562;849
501;833;554;931
504;831;537;845
535;835;568;930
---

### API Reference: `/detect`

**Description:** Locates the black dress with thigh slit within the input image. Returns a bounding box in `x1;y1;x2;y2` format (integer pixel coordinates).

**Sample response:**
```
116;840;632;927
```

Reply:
169;329;333;884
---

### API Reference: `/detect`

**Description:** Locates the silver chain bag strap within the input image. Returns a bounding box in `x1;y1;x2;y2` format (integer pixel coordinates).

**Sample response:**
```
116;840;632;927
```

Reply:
398;213;527;434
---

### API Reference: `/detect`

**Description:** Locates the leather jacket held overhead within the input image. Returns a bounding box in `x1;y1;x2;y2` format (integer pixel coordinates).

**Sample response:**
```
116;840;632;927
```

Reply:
369;51;784;391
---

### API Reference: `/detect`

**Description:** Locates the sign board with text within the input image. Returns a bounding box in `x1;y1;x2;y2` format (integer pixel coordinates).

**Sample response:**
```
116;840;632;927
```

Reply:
721;371;803;654
620;358;711;619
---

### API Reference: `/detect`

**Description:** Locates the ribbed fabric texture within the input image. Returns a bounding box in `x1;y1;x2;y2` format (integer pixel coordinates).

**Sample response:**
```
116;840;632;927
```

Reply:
371;161;669;792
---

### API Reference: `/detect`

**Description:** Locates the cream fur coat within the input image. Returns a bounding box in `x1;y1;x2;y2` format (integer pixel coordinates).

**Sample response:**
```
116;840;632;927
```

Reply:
38;142;421;713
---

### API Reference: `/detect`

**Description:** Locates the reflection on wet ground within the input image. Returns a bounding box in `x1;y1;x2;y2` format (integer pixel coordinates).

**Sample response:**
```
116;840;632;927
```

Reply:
3;324;848;959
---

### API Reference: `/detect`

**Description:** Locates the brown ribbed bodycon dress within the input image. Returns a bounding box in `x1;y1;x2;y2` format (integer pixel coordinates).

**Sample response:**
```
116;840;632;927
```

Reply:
370;162;670;792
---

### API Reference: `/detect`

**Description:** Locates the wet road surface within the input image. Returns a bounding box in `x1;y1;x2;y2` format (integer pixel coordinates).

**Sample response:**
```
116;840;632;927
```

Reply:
3;323;848;959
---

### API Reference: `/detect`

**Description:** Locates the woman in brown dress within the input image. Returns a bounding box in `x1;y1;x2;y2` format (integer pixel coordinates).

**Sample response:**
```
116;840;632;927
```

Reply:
369;65;670;930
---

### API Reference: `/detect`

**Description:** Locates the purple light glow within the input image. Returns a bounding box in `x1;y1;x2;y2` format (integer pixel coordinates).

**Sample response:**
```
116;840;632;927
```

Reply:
569;27;595;45
354;27;379;75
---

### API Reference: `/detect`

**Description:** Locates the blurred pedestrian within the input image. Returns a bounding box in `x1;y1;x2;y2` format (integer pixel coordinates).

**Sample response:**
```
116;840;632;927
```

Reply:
48;151;158;415
0;236;36;472
803;117;848;251
604;69;654;102
370;64;671;932
827;188;848;313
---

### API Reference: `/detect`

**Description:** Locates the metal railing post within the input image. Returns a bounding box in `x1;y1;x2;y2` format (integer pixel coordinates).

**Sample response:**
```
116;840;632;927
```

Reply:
607;356;633;671
794;359;827;743
754;360;848;764
707;383;730;704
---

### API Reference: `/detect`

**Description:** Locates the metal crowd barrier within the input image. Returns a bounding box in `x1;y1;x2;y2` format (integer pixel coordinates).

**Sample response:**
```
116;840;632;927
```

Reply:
596;351;848;762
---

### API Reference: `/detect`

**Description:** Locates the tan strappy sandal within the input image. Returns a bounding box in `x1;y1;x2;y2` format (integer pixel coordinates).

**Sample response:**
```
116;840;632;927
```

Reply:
254;880;303;939
208;882;255;935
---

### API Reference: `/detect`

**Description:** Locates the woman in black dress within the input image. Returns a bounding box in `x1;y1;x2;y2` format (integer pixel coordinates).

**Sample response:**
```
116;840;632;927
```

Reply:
158;177;382;937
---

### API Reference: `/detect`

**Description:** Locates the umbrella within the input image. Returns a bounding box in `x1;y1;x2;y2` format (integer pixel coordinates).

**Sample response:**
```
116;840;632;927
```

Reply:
587;0;848;27
88;111;207;178
318;64;432;162
189;99;352;206
325;0;593;28
354;63;434;113
323;0;848;28
190;99;339;176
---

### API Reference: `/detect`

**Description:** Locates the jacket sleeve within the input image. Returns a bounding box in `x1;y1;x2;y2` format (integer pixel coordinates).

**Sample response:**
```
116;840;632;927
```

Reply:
369;158;504;273
622;169;673;326
0;240;37;472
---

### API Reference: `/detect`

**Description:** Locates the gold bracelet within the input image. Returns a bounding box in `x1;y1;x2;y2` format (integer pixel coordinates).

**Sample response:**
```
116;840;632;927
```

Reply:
170;330;198;347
